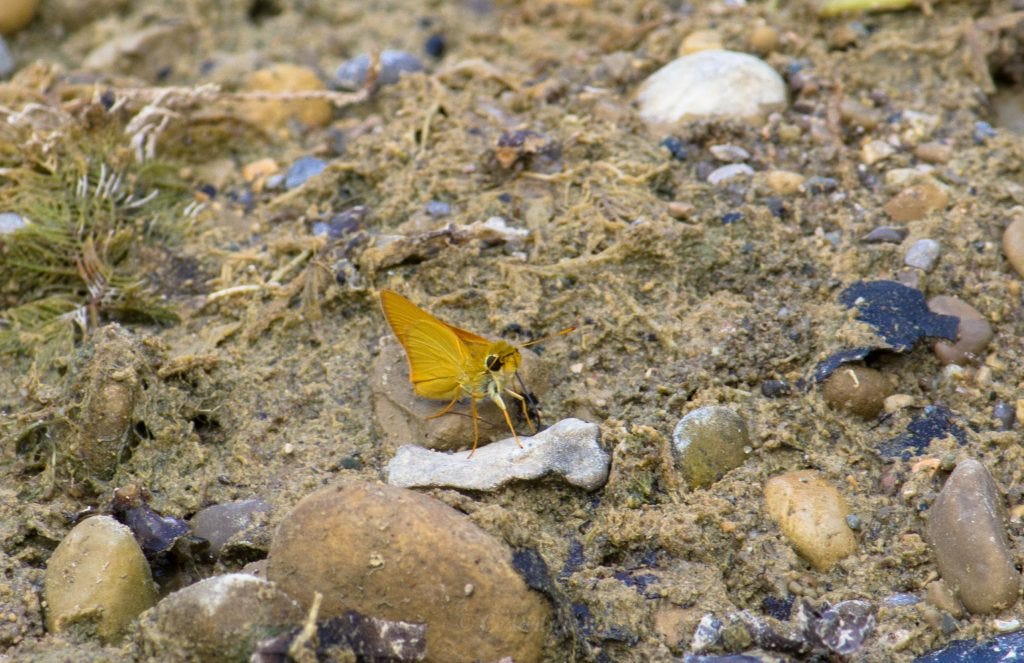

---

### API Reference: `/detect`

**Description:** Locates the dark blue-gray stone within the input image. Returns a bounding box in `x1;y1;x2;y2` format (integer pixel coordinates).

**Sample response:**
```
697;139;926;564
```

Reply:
839;280;958;352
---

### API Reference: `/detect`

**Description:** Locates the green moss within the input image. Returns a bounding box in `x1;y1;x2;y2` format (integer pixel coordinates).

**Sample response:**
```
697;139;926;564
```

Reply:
0;130;189;369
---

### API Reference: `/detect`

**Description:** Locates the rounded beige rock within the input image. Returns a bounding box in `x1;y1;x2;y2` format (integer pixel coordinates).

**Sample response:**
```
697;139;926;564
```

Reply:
44;516;157;642
764;470;857;571
267;481;550;663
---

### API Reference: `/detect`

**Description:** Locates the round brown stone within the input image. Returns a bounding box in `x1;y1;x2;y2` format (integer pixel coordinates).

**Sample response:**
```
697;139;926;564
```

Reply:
821;365;892;418
267;481;550;663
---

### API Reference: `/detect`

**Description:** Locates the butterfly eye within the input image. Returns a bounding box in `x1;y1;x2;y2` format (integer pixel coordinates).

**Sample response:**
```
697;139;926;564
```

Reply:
485;354;503;372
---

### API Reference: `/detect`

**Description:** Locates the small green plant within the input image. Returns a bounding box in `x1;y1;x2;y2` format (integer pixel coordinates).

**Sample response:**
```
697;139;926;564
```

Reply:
0;134;188;369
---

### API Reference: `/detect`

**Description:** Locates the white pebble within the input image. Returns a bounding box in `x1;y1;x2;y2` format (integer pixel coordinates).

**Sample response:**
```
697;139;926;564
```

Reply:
707;163;754;185
386;418;609;491
904;238;941;271
636;50;786;128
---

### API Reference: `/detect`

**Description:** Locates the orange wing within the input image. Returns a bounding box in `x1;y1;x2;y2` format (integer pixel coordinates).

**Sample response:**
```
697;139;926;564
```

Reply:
380;290;487;400
380;290;493;346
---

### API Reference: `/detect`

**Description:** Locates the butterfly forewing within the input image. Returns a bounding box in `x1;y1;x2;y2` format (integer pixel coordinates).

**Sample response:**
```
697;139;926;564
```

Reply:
403;320;470;400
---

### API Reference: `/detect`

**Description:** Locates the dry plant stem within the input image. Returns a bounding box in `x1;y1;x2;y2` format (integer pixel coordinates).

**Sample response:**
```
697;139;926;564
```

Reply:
817;0;918;16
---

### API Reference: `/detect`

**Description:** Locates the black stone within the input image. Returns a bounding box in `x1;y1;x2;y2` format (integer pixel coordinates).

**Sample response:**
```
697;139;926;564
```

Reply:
915;630;1024;663
838;280;958;352
877;405;967;459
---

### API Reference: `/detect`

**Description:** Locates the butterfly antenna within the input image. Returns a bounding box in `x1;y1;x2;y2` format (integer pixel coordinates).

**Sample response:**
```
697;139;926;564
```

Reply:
519;326;576;348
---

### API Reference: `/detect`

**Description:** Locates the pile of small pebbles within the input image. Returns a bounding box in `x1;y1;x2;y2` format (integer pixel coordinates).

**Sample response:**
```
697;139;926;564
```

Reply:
386;418;608;491
266;481;550;662
134;574;303;661
636;50;787;128
764;470;857;571
671;406;750;489
925;459;1020;614
44;516;157;642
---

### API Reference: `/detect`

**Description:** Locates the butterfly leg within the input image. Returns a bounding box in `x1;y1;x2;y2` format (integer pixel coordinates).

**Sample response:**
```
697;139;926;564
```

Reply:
426;394;460;420
489;393;523;449
469;397;480;458
504;388;537;434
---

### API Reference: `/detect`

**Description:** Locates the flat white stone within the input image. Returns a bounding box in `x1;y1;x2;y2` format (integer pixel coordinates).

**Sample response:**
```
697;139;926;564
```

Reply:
637;50;786;128
386;418;608;491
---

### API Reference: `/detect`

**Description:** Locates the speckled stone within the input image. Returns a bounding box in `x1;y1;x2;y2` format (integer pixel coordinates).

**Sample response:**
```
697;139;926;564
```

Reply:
672;406;750;489
135;574;303;661
636;50;787;128
926;459;1020;614
267;481;550;663
44;516;157;642
821;365;892;418
765;471;857;571
926;296;992;365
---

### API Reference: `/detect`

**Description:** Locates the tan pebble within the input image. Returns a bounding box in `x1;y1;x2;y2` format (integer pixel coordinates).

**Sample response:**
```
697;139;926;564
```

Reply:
242;158;279;183
821;365;893;418
667;201;694;219
926;459;1020;614
748;24;779;54
267;481;550;663
839;98;882;130
0;0;40;34
1002;217;1024;278
764;470;856;571
827;23;861;49
883;393;915;413
884;168;933;189
762;170;805;195
240;64;332;131
925;579;964;618
679;30;722;55
44;516;157;642
883;182;949;222
927;295;993;365
861;139;895;166
914;142;953;164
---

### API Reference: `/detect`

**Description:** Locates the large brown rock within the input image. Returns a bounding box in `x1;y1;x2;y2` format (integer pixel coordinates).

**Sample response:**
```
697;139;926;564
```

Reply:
266;481;550;663
926;459;1020;614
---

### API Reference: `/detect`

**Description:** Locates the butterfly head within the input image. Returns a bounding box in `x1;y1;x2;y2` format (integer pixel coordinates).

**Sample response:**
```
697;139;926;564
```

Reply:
484;340;521;377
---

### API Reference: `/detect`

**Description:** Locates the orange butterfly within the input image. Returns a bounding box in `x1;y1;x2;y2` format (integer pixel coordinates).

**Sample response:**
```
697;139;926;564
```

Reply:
380;289;571;455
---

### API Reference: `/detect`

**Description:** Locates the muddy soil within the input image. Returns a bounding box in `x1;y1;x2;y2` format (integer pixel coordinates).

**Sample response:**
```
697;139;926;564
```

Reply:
3;0;1024;660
